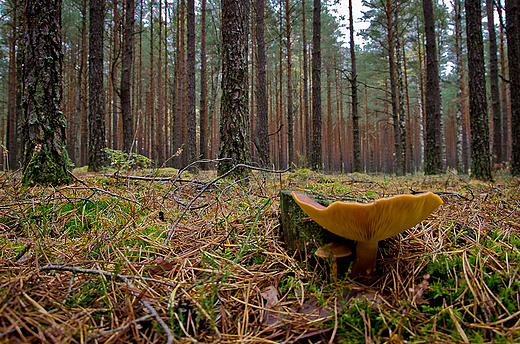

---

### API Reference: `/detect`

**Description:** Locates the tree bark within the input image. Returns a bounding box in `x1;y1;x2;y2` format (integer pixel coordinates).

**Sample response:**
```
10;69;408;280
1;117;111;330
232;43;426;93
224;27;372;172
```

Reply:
121;0;134;153
454;0;465;173
149;1;155;161
506;0;520;175
88;0;108;172
22;0;72;185
385;0;402;176
187;0;197;166
199;0;208;169
286;0;294;169
394;7;407;175
76;0;87;167
465;0;493;180
255;0;270;167
423;0;444;175
218;0;250;178
349;0;360;173
7;2;19;170
486;0;502;164
157;0;164;165
310;0;321;171
302;0;310;165
110;0;119;150
499;9;509;162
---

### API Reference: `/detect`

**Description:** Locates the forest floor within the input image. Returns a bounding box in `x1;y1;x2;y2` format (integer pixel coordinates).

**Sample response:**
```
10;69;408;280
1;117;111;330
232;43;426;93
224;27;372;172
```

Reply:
0;165;519;343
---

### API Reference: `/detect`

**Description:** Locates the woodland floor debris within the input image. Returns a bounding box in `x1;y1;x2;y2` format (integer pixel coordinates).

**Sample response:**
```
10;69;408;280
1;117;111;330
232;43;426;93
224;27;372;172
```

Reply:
0;167;519;343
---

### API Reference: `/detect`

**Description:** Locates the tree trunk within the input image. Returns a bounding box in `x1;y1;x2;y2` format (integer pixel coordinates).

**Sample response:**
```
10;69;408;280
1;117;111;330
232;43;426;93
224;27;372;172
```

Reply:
286;0;294;169
423;0;444;175
174;0;185;168
385;0;402;176
199;0;208;169
465;0;493;180
499;9;510;162
310;0;321;171
111;0;119;150
7;2;19;170
454;0;465;173
187;0;197;166
218;0;250;178
157;0;164;165
22;0;72;185
326;65;332;171
120;0;134;153
486;0;502;165
88;0;108;172
149;1;155;161
255;0;270;167
77;0;87;167
302;0;310;165
349;0;360;173
506;0;520;175
394;7;407;174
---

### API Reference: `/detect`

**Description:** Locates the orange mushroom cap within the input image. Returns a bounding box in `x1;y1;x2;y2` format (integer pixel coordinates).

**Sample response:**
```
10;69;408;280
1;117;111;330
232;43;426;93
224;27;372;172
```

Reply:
292;192;443;243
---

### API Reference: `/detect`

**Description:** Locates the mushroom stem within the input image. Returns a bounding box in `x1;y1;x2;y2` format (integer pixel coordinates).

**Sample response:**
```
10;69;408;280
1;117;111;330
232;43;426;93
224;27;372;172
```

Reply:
331;259;338;280
350;241;379;278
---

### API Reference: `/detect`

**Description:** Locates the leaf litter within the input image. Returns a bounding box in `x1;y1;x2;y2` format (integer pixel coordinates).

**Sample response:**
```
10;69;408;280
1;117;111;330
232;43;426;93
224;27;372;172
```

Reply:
0;166;519;343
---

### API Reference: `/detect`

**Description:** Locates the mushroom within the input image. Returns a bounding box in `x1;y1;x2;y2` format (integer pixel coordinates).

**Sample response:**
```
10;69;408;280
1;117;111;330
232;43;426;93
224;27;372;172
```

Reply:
292;191;443;278
314;242;352;279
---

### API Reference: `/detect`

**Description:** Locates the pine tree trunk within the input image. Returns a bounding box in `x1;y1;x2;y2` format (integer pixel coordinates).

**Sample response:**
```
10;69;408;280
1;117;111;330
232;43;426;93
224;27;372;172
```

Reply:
218;0;250;178
157;0;164;165
499;13;510;162
486;0;502;165
385;0;402;176
310;0;321;171
88;0;108;172
174;0;185;168
77;0;87;167
466;0;493;180
149;2;156;162
187;0;197;166
199;0;208;169
255;0;270;167
422;0;444;175
394;8;407;174
22;0;72;185
506;0;520;176
120;0;134;153
326;65;332;172
454;0;464;173
286;0;294;169
111;0;119;150
349;0;360;173
7;2;18;170
417;26;425;170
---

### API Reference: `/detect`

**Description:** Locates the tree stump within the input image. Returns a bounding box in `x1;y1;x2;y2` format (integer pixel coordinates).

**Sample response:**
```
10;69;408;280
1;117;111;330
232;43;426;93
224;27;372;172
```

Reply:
279;190;355;270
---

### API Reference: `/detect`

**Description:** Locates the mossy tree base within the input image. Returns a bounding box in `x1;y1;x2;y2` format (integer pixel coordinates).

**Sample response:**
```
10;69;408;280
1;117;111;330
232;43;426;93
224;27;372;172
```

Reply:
22;0;72;187
279;190;354;275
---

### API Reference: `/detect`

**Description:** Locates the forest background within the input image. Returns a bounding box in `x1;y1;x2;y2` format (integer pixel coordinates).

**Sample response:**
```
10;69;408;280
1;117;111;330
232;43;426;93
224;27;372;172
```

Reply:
0;0;517;178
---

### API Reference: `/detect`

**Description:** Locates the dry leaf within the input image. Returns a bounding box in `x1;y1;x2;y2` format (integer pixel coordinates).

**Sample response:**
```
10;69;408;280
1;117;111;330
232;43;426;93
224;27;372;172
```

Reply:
147;257;174;276
261;285;279;310
410;274;430;305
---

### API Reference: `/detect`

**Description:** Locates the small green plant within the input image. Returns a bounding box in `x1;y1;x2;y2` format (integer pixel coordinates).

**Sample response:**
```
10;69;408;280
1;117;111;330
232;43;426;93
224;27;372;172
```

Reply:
104;148;153;171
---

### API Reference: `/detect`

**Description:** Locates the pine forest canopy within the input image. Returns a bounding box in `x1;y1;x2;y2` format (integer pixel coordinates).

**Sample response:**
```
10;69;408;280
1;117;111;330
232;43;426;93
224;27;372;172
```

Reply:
0;0;518;181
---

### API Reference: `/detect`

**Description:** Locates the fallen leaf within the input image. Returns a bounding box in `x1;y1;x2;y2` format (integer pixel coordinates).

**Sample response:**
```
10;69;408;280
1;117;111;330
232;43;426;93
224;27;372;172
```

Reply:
146;257;174;276
261;285;280;310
